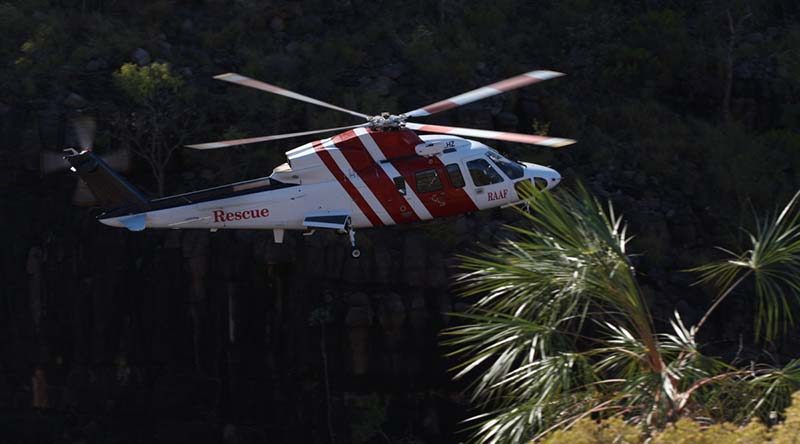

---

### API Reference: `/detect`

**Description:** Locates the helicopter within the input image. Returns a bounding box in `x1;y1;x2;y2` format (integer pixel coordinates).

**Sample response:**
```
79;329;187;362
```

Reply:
65;69;575;258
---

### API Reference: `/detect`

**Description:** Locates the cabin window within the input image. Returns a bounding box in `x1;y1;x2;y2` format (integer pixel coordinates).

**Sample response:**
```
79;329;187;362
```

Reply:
393;176;407;195
487;151;524;179
415;169;443;193
446;163;465;188
466;158;504;186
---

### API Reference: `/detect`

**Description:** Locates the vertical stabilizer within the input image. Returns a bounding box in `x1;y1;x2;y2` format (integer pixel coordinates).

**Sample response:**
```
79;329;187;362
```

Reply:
65;150;150;212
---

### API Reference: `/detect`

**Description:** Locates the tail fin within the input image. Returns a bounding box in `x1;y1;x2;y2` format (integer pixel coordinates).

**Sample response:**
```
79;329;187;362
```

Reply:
65;150;151;212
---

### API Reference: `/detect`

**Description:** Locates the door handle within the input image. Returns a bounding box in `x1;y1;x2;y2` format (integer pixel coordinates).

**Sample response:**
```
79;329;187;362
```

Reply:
476;188;484;194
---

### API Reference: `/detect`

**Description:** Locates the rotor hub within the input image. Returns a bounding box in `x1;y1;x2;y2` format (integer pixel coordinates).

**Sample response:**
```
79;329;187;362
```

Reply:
368;113;406;130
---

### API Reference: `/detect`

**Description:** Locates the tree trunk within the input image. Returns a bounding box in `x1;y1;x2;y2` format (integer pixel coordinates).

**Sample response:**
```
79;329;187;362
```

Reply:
722;9;734;124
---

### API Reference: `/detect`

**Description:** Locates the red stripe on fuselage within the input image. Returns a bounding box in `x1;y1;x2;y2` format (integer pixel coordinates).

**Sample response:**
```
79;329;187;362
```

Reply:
391;157;478;218
365;128;422;159
391;156;479;218
332;131;420;224
312;140;383;227
361;129;480;218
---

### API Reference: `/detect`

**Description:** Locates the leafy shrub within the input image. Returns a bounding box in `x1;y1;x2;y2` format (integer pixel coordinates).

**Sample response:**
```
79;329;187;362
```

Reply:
445;185;800;443
114;62;184;106
541;392;800;443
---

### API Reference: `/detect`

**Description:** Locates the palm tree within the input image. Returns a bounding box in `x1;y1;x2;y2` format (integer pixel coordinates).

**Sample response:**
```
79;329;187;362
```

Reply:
442;185;800;443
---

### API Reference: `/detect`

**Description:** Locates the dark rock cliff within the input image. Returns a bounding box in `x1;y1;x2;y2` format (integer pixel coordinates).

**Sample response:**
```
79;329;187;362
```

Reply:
2;180;517;442
3;1;800;442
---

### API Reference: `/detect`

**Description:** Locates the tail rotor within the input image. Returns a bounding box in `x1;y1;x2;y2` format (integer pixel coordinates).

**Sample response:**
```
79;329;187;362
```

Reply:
41;115;132;205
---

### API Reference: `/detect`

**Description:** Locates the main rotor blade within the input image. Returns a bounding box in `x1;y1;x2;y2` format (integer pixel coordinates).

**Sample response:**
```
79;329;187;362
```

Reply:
405;122;575;148
214;73;370;120
404;70;564;118
186;124;368;150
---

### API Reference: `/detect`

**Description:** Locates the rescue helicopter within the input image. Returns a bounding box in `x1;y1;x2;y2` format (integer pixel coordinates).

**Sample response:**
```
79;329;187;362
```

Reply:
65;69;575;258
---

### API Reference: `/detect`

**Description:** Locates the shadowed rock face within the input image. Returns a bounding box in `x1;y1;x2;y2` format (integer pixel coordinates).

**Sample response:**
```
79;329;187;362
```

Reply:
4;1;799;440
0;111;781;443
0;166;747;443
1;205;499;443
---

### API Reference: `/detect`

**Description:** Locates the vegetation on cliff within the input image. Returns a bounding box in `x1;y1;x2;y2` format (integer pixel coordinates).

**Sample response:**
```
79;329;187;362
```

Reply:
3;0;800;442
446;186;800;442
543;391;800;443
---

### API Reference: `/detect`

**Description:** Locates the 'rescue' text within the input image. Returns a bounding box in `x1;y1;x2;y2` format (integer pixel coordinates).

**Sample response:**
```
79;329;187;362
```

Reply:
213;208;270;223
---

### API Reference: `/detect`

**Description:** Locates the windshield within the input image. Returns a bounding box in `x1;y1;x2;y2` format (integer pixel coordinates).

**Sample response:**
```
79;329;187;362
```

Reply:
487;151;524;180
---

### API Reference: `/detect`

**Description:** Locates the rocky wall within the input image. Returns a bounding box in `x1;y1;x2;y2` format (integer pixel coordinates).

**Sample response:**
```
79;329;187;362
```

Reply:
0;201;513;443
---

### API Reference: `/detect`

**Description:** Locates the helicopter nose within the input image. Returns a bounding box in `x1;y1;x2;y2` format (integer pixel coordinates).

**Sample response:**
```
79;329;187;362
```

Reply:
548;170;561;189
522;163;562;190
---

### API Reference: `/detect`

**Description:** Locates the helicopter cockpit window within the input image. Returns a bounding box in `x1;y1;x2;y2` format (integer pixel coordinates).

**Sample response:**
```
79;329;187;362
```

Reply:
487;151;524;180
445;163;465;188
415;169;443;193
466;158;504;186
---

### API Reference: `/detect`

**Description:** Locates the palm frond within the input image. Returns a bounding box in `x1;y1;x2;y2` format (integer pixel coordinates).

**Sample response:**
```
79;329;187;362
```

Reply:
691;190;800;340
743;359;800;422
445;185;800;442
444;185;667;440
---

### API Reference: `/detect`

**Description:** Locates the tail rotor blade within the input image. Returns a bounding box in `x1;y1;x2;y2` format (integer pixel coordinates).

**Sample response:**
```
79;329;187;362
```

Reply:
40;151;69;174
404;70;564;118
41;148;129;174
186;123;368;150
72;115;96;150
405;122;575;148
214;73;370;120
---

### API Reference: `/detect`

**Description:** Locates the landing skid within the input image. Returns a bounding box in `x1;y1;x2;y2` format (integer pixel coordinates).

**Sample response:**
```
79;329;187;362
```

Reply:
347;221;360;259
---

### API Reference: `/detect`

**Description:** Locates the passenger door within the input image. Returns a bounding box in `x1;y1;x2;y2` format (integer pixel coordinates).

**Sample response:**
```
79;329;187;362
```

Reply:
462;156;513;209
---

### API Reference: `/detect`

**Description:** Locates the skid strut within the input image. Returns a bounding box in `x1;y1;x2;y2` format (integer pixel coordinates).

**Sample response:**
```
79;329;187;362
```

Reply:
346;219;360;259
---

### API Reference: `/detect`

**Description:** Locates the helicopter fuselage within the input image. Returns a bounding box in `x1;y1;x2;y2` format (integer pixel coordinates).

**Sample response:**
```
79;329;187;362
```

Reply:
96;129;561;238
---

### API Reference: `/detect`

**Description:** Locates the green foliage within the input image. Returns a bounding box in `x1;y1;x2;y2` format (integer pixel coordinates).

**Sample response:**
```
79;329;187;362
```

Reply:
692;190;800;341
113;62;184;107
773;392;800;443
12;18;67;97
308;306;333;326
0;3;26;53
444;186;661;441
445;185;800;442
541;417;641;444
3;2;800;442
651;419;740;444
627;9;689;92
541;392;800;443
111;62;197;196
349;393;388;444
699;124;800;212
403;25;447;82
776;26;800;87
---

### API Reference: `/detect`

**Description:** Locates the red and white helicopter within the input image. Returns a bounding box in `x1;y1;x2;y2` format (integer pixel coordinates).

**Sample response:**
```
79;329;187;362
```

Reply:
66;69;574;257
